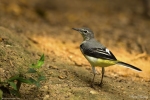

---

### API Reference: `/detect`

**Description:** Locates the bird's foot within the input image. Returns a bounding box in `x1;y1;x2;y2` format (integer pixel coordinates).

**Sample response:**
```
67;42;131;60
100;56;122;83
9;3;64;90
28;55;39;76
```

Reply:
99;82;103;87
90;82;94;88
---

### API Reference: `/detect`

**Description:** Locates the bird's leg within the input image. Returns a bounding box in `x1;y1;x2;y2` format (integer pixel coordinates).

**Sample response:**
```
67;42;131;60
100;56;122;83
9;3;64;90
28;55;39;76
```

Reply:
91;66;96;87
99;67;105;87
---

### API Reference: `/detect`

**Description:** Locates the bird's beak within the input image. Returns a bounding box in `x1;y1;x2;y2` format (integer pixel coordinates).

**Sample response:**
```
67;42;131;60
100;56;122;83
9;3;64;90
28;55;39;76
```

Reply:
72;28;81;31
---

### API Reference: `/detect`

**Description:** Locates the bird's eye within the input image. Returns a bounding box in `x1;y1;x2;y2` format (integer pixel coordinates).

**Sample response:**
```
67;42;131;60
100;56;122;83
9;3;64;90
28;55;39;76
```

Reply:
83;30;88;33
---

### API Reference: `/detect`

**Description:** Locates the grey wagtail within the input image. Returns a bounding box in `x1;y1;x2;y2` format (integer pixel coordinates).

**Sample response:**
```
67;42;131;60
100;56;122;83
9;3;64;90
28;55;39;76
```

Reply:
72;27;142;87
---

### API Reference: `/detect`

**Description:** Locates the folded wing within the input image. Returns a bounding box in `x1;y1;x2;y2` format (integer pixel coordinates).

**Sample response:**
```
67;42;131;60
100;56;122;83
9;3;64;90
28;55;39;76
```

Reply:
80;44;117;60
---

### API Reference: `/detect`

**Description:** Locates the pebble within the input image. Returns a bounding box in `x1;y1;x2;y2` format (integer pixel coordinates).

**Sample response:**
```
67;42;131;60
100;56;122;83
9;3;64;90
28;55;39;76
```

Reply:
58;75;66;79
43;95;50;100
43;86;49;90
49;65;58;69
90;90;98;94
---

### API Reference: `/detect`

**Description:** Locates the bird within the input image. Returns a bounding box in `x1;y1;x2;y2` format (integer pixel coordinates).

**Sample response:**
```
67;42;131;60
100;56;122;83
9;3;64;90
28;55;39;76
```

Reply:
72;27;142;87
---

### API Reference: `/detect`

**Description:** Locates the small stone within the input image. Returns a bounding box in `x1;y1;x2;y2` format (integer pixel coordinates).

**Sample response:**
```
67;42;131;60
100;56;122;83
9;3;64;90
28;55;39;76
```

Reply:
58;75;66;79
0;37;4;42
74;61;82;66
90;90;98;94
43;86;49;90
49;65;58;69
43;95;50;100
86;67;91;70
69;55;73;59
117;86;121;88
123;91;126;94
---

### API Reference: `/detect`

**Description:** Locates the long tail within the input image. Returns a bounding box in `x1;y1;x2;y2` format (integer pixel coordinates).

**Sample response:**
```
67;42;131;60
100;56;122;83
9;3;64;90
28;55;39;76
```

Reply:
117;61;142;71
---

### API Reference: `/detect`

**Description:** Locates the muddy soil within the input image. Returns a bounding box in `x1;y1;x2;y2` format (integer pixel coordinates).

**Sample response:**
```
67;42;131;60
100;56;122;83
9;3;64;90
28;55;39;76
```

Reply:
0;0;150;100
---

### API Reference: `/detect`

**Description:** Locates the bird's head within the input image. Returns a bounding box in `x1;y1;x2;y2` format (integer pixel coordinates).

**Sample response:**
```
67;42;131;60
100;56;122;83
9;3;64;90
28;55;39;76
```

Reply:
72;27;94;41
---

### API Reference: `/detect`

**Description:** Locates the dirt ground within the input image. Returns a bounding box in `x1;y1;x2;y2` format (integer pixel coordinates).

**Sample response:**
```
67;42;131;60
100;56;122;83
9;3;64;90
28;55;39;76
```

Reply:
0;0;150;100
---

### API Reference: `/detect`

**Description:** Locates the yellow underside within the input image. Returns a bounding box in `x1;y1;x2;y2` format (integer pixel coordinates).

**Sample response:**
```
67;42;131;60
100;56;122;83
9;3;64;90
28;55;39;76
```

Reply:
85;55;117;67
